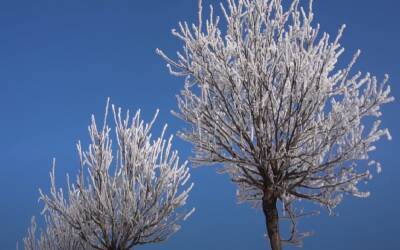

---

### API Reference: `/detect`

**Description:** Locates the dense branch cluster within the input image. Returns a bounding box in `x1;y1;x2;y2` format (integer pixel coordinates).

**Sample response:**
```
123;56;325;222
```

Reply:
23;102;194;250
158;0;393;244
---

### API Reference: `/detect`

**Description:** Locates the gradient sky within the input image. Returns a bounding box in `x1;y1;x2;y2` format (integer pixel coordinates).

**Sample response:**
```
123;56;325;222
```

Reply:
0;0;399;249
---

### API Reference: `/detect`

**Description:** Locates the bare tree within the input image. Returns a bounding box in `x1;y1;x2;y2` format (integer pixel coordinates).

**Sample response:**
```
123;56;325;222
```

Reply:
157;0;393;249
23;101;194;250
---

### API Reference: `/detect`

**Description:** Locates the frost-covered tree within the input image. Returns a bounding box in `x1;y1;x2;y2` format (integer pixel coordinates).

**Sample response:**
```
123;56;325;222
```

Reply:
157;0;393;249
23;215;88;250
23;101;194;250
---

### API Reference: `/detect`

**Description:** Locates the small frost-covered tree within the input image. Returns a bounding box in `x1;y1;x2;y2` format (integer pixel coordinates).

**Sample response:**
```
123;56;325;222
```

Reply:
23;215;87;250
23;101;194;250
157;0;393;249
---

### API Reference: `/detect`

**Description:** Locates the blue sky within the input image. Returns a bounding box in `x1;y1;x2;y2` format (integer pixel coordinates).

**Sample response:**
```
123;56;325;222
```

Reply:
0;0;398;249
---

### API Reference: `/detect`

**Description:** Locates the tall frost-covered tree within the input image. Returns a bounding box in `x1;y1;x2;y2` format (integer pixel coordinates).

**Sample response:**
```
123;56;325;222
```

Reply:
157;0;393;249
23;101;194;250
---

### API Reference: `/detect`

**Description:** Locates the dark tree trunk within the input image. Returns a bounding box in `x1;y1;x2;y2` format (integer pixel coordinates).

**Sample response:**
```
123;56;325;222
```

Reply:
262;190;282;250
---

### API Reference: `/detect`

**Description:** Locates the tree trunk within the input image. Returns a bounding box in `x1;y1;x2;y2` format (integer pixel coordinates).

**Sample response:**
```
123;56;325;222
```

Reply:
262;190;281;250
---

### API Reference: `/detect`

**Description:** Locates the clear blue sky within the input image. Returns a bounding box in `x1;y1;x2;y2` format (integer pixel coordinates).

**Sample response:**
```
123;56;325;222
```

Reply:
0;0;398;249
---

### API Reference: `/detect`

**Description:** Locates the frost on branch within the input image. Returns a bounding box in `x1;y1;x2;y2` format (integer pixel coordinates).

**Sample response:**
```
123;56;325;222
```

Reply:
158;0;393;246
23;215;88;250
23;101;194;250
